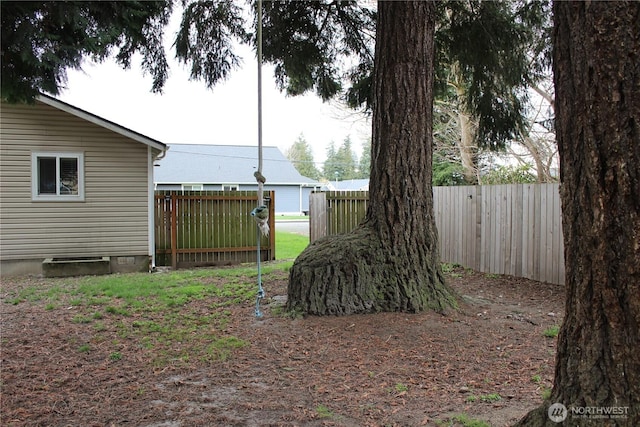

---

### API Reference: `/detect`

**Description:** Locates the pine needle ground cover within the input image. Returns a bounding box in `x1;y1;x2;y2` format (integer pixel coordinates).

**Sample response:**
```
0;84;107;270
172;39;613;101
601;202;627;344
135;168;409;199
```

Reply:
1;264;563;426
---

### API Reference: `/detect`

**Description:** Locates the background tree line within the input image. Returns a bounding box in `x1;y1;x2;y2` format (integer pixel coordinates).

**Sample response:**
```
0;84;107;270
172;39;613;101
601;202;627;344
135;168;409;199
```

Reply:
285;134;370;182
286;105;556;184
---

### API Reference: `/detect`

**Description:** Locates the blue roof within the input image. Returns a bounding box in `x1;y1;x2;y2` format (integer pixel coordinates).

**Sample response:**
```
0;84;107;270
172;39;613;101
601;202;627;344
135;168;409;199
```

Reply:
154;144;317;185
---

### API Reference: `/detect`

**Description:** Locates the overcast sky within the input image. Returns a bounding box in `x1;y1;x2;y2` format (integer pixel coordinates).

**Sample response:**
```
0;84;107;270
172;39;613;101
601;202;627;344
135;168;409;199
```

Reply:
58;26;371;166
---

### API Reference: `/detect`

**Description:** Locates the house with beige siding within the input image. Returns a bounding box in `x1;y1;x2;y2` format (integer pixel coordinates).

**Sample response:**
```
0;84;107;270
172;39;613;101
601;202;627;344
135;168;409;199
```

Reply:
0;94;167;276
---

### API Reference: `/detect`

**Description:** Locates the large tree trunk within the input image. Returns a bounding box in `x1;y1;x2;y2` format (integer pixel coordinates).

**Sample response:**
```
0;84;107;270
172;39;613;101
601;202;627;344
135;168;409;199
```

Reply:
517;2;639;426
287;1;457;315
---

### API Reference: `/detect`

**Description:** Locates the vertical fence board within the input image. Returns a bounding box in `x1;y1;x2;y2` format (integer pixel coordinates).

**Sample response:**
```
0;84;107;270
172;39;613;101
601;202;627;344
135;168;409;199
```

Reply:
466;187;475;268
548;186;555;284
456;187;465;267
455;188;463;264
503;185;511;275
490;185;499;274
443;187;452;261
472;186;482;271
170;194;178;269
533;185;542;281
511;185;520;276
503;186;511;275
511;185;522;277
522;185;533;280
557;188;566;285
479;186;489;273
540;185;549;282
434;188;445;261
309;192;327;242
498;186;507;274
550;185;559;284
491;186;500;274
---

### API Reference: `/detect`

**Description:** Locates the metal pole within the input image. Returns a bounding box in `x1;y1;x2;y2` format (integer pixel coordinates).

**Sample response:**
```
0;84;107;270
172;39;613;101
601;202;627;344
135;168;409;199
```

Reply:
256;0;264;207
254;0;265;318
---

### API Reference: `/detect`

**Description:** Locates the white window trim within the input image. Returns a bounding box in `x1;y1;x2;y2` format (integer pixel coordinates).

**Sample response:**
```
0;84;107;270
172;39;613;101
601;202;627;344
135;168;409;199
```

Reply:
181;184;203;191
222;184;239;191
31;151;85;201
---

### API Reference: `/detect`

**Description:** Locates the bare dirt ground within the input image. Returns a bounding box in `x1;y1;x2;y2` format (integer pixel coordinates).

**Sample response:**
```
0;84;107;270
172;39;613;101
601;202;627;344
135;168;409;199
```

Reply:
1;266;564;427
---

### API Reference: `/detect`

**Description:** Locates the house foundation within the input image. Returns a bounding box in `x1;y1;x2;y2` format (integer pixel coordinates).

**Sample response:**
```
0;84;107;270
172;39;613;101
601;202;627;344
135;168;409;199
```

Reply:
43;257;111;277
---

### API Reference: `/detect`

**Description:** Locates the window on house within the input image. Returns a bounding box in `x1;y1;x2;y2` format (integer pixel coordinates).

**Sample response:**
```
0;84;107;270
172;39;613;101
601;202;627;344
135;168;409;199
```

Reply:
182;184;203;191
32;152;84;201
222;185;239;191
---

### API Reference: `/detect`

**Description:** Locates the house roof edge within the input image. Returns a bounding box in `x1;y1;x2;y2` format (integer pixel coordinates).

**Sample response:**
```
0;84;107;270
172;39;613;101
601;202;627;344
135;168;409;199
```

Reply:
36;94;167;152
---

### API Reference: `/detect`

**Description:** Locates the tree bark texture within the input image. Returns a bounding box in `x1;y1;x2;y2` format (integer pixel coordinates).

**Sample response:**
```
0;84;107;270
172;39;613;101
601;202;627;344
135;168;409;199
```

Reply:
287;1;457;315
517;2;639;426
452;70;479;183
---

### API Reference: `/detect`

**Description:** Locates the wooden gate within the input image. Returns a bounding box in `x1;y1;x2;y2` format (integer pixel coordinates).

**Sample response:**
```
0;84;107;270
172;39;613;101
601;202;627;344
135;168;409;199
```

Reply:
155;191;275;269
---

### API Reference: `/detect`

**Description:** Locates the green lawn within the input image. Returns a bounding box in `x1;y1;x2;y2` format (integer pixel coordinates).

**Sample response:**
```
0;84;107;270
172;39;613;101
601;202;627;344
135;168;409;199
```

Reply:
275;231;309;260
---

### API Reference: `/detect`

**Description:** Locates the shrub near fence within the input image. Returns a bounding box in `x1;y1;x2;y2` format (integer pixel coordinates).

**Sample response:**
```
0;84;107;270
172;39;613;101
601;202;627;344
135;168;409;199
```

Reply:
309;184;565;285
155;191;275;269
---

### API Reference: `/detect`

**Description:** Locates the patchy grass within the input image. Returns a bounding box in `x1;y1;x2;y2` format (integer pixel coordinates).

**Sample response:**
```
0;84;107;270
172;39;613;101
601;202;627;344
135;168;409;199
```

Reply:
441;262;472;278
438;413;491;427
3;263;292;367
2;263;565;426
543;325;560;338
479;393;502;402
441;263;462;273
395;382;408;392
315;404;334;418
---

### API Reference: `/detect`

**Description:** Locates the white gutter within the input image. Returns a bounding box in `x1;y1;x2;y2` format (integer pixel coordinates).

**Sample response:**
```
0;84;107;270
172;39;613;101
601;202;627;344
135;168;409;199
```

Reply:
299;185;303;214
149;146;169;269
148;147;157;270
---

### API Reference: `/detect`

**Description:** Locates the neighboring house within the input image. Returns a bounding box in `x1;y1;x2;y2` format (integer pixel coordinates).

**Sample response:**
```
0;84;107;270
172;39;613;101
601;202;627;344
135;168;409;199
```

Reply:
322;178;370;191
154;144;320;215
0;94;167;276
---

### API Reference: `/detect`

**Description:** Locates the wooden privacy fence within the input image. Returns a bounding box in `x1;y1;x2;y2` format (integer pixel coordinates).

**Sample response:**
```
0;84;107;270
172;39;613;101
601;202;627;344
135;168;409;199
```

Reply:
155;191;275;269
309;184;565;285
309;191;369;242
